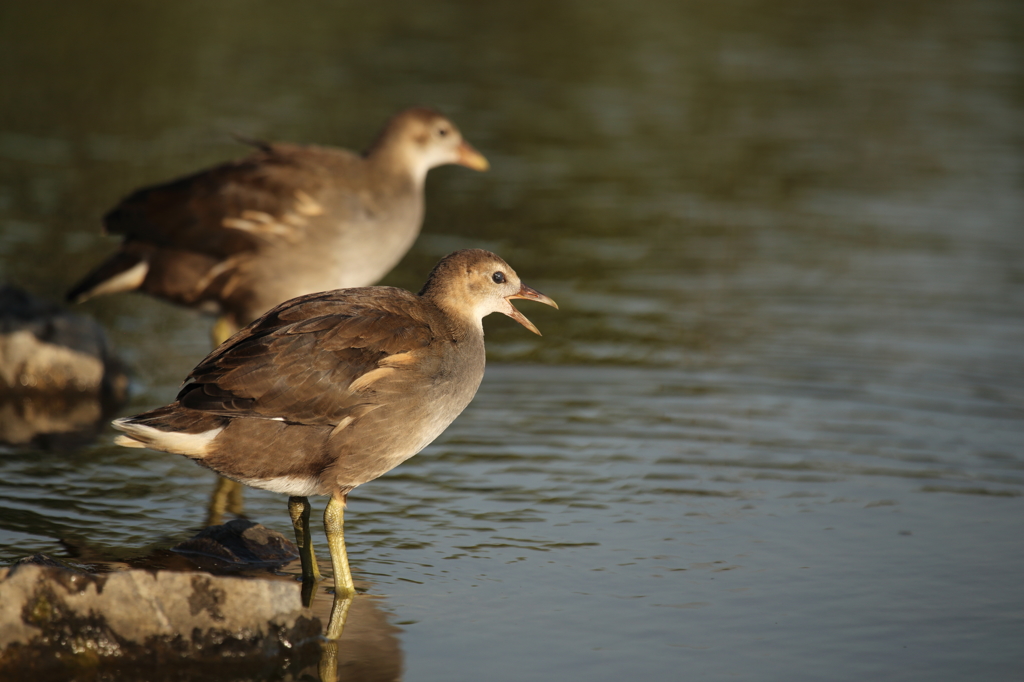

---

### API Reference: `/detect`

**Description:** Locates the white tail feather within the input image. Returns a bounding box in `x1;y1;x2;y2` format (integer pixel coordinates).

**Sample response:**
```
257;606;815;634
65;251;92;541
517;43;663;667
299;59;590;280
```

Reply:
111;418;223;458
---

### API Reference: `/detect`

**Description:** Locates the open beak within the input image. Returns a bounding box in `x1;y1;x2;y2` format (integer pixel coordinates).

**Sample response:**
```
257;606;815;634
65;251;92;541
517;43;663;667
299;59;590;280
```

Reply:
456;141;490;171
505;283;558;336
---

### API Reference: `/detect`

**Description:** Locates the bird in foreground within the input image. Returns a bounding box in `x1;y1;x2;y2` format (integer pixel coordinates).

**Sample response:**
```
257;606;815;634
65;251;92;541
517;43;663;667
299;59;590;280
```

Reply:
67;107;489;344
111;249;557;596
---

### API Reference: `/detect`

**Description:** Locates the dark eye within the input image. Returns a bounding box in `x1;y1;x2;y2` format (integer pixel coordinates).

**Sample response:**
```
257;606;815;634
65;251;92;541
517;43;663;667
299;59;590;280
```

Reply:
492;271;506;284
437;126;449;137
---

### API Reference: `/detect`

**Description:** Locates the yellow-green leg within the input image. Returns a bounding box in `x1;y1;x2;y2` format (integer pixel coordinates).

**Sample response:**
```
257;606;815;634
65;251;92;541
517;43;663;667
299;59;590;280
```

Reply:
211;315;238;347
226;477;244;515
324;495;355;595
205;476;244;526
323;495;355;640
288;496;322;583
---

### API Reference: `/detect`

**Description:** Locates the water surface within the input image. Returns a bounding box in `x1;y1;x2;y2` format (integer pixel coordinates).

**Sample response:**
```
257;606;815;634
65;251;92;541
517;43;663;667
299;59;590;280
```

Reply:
1;0;1022;680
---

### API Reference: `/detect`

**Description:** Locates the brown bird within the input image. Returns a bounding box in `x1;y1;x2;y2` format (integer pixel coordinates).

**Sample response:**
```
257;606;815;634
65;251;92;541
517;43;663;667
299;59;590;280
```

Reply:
67;107;489;343
111;249;557;596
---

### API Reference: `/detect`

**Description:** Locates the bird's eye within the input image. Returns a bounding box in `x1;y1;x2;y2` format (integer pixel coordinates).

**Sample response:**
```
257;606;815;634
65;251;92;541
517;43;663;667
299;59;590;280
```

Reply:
492;271;506;284
437;127;449;137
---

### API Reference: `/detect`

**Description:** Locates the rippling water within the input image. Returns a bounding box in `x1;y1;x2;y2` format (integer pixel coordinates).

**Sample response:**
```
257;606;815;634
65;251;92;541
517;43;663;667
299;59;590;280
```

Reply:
2;0;1023;679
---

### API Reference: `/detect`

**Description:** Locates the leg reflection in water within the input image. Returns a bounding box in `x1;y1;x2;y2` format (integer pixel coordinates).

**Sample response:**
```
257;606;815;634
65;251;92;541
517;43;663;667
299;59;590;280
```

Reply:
304;571;402;682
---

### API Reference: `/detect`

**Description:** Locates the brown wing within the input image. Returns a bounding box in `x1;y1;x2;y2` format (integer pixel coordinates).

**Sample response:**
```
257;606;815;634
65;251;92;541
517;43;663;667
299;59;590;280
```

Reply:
65;144;370;306
176;287;437;425
104;144;363;257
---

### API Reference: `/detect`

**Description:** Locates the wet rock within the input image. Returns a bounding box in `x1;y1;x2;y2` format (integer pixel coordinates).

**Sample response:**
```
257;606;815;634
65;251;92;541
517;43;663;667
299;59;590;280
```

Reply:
0;285;128;396
0;527;405;680
11;553;87;572
0;562;322;680
0;285;129;449
172;519;300;567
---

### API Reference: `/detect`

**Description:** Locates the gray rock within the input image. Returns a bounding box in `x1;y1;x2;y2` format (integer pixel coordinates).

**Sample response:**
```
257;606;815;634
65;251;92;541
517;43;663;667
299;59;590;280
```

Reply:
0;285;129;449
0;285;128;396
0;562;321;679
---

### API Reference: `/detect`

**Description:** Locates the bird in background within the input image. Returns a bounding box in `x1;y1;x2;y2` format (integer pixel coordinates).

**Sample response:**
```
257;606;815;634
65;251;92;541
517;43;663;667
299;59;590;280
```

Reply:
67;107;489;346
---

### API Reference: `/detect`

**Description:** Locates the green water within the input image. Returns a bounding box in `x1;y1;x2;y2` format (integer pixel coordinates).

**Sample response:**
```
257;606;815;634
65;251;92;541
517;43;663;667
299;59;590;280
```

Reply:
1;1;1022;680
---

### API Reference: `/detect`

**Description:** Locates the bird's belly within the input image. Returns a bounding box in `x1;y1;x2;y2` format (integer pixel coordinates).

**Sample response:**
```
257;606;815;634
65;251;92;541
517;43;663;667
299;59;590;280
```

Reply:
329;363;484;491
236;213;420;320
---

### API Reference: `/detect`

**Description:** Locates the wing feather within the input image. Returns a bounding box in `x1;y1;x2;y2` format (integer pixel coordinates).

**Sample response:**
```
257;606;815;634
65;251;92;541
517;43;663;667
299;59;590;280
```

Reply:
105;145;363;256
176;288;437;425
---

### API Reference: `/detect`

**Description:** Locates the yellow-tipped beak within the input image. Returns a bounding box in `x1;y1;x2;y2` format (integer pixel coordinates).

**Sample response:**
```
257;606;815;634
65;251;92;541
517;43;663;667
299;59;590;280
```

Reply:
456;141;489;171
505;284;558;336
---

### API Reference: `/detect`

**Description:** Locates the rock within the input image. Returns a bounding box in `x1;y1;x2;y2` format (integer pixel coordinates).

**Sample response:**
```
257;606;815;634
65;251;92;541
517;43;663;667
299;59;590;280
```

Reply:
0;562;322;679
0;524;406;679
171;519;300;567
0;285;128;396
0;285;129;448
11;553;86;572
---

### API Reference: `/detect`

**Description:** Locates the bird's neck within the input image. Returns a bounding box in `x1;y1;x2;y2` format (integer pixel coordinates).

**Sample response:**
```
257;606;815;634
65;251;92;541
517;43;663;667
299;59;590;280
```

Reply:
363;144;428;191
420;293;484;344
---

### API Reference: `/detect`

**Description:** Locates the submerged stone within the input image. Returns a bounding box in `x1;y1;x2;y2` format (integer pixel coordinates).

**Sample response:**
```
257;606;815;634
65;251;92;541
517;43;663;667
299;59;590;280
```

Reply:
172;519;300;567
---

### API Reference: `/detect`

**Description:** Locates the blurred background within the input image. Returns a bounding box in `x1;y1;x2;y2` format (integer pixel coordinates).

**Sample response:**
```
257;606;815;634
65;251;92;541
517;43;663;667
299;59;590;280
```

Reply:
1;1;1022;680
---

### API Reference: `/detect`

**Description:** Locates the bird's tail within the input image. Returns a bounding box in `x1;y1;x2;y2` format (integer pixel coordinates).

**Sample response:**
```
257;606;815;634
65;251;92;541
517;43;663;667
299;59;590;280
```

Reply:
66;252;149;303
